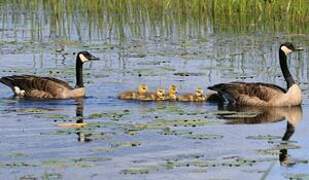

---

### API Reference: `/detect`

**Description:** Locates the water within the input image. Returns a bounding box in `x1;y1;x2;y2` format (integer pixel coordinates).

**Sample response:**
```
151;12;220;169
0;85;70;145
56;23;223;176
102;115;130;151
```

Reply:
1;1;309;179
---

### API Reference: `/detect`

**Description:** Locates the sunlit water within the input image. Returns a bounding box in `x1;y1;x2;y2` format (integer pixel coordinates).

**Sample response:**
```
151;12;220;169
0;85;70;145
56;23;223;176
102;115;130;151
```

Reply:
1;2;309;180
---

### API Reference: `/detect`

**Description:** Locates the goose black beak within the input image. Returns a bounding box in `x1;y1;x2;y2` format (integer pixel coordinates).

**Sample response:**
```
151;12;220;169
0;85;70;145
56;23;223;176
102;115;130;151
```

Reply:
89;54;100;61
294;47;304;51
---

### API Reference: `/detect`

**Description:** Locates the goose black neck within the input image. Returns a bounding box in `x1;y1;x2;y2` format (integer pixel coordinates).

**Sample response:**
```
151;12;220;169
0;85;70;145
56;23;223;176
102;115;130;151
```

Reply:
279;49;295;89
76;58;84;88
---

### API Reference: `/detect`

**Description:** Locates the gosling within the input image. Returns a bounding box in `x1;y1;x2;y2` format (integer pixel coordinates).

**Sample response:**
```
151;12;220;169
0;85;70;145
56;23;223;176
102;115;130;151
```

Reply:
137;88;166;101
153;88;166;101
167;84;177;101
118;84;149;100
177;88;206;102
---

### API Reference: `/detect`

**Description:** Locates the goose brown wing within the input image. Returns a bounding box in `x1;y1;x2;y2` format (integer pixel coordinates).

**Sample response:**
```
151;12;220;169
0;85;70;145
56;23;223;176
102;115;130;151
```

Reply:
40;76;73;89
230;81;286;93
0;75;73;95
208;82;286;103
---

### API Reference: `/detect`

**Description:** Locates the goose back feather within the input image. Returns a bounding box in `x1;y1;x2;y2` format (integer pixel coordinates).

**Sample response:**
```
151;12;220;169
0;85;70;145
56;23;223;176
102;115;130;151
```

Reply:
208;82;288;106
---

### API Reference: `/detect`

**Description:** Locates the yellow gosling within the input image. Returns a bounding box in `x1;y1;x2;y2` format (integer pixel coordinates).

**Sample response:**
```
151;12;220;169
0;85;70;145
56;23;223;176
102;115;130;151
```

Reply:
177;87;206;102
118;84;149;100
167;84;177;101
154;88;166;101
137;88;166;101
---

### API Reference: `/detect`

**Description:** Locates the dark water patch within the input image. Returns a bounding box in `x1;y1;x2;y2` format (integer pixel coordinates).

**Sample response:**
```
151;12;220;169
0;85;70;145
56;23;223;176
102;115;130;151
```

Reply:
0;162;37;168
20;174;40;180
87;110;130;121
42;159;92;168
159;128;223;140
119;154;275;176
246;135;282;141
8;152;28;158
92;141;142;153
182;133;223;140
120;166;159;175
41;173;63;180
137;60;170;66
173;72;205;77
123;118;211;135
285;173;309;180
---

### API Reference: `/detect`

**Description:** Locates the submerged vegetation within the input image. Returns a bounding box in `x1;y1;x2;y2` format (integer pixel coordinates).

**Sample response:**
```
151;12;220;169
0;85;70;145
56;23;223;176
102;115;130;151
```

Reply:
1;0;309;41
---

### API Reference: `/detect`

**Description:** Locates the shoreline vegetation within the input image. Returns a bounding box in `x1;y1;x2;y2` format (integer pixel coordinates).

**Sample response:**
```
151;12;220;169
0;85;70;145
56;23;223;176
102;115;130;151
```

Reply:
0;0;308;41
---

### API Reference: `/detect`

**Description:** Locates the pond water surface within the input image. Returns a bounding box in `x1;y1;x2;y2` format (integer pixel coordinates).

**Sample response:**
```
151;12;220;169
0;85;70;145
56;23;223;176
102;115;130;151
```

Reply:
1;1;309;180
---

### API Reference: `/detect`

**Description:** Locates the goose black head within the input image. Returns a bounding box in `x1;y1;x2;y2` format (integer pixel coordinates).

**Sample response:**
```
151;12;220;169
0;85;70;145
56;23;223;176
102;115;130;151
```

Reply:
280;42;303;55
77;51;100;63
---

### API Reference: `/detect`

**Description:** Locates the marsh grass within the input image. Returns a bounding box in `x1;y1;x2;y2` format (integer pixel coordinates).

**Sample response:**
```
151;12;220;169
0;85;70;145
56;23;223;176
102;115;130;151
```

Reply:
1;0;308;41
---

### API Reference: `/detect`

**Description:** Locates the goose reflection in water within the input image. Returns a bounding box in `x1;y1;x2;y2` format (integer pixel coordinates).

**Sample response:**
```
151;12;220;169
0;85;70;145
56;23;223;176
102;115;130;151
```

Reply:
57;98;92;142
218;105;302;166
74;98;92;143
75;98;91;142
217;105;302;125
279;107;302;166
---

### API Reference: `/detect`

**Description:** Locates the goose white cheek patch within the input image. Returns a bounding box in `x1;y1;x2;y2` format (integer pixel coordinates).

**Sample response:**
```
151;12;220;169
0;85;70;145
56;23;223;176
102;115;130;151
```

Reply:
281;46;292;55
79;54;89;62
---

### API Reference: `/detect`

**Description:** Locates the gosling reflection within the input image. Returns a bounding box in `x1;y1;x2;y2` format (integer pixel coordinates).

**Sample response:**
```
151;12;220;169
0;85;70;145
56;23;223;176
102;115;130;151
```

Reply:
218;105;302;166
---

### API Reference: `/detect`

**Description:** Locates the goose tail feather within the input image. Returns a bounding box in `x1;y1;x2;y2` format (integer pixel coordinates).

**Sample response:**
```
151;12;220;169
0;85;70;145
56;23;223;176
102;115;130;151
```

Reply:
0;76;16;89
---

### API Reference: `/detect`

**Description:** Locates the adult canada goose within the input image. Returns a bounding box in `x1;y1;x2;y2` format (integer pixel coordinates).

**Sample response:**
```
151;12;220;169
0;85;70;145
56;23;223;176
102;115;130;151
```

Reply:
0;51;99;99
208;42;303;107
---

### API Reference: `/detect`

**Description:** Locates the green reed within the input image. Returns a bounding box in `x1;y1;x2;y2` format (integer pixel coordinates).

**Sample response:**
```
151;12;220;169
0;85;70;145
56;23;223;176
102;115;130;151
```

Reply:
0;0;308;41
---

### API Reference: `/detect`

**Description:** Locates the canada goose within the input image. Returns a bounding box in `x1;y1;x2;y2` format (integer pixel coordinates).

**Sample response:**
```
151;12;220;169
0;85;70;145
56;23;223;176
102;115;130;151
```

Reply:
0;51;99;99
167;84;177;101
208;42;304;107
118;84;149;100
177;88;206;102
